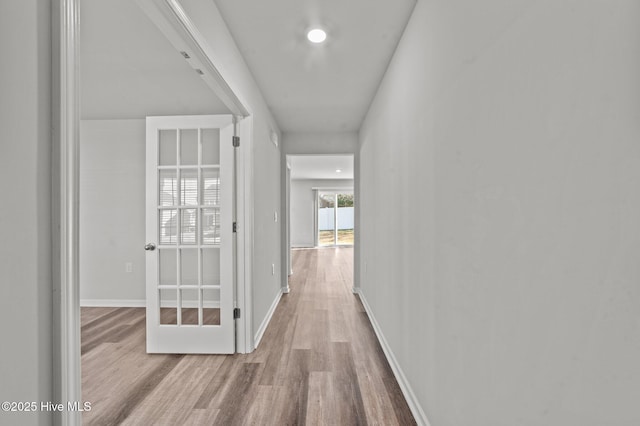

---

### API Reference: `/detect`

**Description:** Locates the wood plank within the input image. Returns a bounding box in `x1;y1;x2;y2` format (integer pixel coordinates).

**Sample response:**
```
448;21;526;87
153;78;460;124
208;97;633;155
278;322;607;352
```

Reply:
291;299;315;350
81;307;143;355
85;354;183;425
330;342;369;425
193;356;240;409
122;357;220;426
81;306;119;325
241;385;276;425
212;362;262;425
305;371;337;425
273;349;310;425
355;365;408;426
310;308;331;371
183;408;220;425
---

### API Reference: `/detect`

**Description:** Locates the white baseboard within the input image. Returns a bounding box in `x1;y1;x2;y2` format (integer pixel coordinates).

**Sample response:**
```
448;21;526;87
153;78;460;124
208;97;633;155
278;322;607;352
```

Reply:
80;299;145;307
253;289;283;349
356;289;431;426
80;299;220;308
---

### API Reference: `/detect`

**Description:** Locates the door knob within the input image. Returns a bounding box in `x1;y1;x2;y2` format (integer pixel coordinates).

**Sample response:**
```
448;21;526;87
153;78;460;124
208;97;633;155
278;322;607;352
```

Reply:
144;243;156;251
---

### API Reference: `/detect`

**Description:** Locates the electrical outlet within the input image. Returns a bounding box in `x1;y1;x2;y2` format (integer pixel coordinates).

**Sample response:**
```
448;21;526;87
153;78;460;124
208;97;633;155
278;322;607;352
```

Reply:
271;263;275;275
125;262;133;273
274;211;278;222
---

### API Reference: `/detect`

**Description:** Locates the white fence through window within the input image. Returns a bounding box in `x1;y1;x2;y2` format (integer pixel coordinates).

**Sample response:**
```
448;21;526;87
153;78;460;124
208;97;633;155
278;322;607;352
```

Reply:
318;207;354;230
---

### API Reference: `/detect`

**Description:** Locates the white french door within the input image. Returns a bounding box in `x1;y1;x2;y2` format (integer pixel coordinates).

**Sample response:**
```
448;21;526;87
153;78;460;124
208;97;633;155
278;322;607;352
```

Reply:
145;115;235;354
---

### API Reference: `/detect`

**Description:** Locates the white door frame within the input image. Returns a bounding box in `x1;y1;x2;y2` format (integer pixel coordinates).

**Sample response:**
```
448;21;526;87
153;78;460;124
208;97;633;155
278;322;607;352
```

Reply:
234;115;255;352
52;1;81;424
52;1;254;423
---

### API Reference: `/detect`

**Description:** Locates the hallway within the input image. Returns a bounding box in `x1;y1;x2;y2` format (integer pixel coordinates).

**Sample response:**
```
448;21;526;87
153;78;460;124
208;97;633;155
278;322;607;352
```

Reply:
81;247;416;425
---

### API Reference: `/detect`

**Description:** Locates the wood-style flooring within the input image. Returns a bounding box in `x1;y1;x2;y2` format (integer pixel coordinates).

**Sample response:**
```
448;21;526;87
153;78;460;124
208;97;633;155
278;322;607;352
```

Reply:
81;247;416;425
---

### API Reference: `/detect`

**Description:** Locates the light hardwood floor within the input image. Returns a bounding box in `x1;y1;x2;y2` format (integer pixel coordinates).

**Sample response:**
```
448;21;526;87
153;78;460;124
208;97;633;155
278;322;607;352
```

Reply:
81;247;416;425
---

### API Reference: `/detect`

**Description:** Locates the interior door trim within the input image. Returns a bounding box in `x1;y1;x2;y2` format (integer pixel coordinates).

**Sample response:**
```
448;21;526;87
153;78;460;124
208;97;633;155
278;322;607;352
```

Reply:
52;0;81;425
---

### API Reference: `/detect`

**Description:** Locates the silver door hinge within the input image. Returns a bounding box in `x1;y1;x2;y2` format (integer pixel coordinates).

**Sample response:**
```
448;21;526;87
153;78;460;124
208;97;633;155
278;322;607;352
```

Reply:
232;136;240;147
233;308;241;319
233;222;237;233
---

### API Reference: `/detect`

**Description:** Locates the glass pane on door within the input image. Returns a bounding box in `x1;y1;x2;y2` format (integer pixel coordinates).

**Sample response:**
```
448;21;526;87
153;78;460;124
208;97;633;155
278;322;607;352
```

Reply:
159;288;177;325
180;129;198;165
201;129;220;165
336;193;354;245
202;288;220;326
318;193;335;246
159;130;177;166
180;288;200;325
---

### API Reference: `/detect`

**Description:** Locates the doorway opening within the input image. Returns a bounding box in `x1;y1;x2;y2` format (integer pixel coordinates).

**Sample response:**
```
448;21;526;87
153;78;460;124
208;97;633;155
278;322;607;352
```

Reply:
285;153;356;294
287;154;354;250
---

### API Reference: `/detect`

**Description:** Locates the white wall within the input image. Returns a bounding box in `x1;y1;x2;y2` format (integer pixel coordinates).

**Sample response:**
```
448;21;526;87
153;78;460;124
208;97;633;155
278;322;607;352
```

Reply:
179;0;282;342
0;1;52;425
283;131;358;155
290;179;353;247
359;1;640;425
80;119;146;304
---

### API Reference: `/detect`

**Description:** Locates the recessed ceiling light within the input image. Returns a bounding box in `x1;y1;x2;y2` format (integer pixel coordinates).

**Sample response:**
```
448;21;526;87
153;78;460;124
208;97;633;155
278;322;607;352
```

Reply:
336;169;342;173
307;28;327;44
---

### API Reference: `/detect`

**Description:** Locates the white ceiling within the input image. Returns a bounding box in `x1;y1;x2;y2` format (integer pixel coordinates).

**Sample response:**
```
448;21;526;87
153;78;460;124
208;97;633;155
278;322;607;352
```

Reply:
80;0;230;120
289;155;354;180
214;0;416;133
